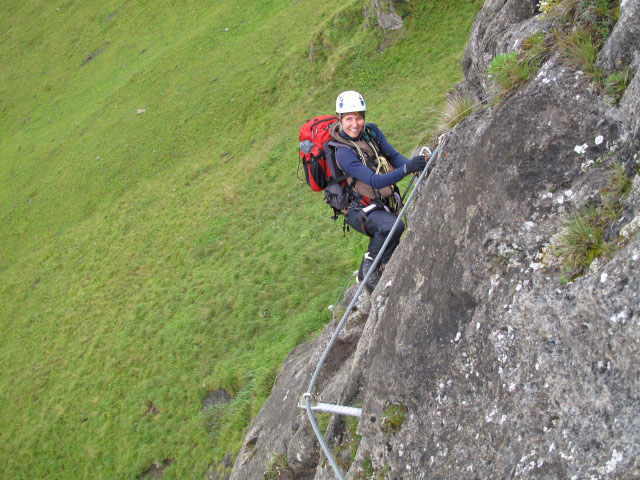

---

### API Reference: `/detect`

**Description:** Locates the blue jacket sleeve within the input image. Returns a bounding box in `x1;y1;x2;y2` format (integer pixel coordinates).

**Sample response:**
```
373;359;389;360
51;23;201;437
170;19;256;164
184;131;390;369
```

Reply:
335;124;408;190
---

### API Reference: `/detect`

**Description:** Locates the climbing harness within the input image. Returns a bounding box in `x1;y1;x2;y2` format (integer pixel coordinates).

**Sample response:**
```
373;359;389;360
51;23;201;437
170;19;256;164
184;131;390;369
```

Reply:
299;145;441;480
328;123;402;214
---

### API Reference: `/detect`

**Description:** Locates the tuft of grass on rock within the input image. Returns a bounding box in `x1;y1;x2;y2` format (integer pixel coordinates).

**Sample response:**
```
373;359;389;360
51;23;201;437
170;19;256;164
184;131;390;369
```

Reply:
556;28;601;78
599;163;633;225
488;52;532;91
553;162;634;279
553;206;604;275
360;456;375;478
487;32;550;94
355;456;390;479
435;92;475;135
315;412;332;436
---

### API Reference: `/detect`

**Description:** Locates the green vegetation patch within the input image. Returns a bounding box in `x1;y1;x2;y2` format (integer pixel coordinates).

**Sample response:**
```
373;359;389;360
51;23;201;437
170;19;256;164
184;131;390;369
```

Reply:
604;66;633;104
488;51;536;91
331;414;362;472
556;27;601;78
356;456;391;480
487;32;551;94
381;402;407;434
361;456;375;478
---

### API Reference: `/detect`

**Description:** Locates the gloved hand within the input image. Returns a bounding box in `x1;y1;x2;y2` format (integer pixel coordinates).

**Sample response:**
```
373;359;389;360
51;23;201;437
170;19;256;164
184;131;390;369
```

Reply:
403;155;426;174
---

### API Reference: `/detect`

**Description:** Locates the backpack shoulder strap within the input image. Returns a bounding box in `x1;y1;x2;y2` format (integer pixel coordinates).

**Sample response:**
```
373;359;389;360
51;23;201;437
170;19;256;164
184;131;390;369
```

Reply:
329;122;352;147
363;125;382;155
364;124;377;141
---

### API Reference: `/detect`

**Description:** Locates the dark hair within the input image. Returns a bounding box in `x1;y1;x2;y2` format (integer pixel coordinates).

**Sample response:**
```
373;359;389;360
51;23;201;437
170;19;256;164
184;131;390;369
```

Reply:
338;111;365;121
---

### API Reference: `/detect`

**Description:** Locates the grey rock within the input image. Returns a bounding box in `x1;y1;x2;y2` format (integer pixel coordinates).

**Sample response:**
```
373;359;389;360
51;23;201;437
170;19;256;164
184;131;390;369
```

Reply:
461;0;542;99
368;0;406;31
203;389;231;410
597;0;640;72
353;56;640;477
287;422;319;475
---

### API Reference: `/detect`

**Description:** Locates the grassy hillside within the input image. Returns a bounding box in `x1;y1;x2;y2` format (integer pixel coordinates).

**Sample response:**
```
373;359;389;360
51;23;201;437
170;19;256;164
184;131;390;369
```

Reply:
0;0;482;477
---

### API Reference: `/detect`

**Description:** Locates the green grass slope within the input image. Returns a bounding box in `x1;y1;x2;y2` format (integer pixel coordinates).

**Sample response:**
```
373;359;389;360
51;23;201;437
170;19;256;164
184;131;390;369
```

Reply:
0;0;482;477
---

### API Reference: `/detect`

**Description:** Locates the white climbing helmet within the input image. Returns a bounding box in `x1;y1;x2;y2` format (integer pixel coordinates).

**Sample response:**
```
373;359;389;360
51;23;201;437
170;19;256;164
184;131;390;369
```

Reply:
336;90;366;115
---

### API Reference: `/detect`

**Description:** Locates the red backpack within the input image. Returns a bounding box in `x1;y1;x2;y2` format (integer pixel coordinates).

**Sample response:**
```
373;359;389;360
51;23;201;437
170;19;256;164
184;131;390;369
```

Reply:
299;115;340;190
298;115;350;217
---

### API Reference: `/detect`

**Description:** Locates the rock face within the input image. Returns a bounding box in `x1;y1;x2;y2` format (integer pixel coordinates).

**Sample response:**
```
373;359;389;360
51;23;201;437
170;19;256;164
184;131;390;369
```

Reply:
367;0;408;31
230;1;640;479
461;0;542;97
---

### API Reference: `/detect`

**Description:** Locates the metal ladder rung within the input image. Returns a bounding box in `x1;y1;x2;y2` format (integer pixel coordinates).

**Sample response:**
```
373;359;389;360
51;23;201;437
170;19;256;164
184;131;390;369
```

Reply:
298;399;362;417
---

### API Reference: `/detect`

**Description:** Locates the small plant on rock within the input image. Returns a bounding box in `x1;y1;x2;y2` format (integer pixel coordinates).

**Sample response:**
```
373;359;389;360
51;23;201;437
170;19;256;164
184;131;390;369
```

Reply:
263;453;291;480
581;0;620;42
355;457;391;479
553;162;634;279
344;415;361;464
599;163;633;224
538;0;592;20
381;403;407;434
604;67;632;103
487;33;550;94
315;412;331;435
553;206;604;275
605;163;633;197
538;0;561;17
360;456;375;478
521;31;553;74
522;32;549;62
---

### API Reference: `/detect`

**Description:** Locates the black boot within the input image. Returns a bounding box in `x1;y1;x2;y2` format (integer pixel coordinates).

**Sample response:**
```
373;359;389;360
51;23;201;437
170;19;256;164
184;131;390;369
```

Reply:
357;252;380;291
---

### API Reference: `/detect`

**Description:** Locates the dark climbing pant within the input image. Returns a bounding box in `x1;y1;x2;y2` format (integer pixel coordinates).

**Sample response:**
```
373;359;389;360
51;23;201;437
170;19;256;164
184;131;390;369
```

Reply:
345;206;404;265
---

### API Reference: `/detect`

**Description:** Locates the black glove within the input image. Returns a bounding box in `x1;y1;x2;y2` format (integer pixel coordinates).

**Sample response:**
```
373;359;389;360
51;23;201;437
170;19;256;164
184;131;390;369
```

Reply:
403;155;426;174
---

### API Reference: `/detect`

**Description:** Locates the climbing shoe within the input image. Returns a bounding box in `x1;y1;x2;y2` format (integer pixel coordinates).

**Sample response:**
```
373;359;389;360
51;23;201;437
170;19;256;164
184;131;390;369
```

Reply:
357;252;380;291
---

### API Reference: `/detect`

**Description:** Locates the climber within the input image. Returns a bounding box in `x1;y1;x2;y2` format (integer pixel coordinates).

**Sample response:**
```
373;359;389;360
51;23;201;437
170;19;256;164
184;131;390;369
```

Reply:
331;90;427;290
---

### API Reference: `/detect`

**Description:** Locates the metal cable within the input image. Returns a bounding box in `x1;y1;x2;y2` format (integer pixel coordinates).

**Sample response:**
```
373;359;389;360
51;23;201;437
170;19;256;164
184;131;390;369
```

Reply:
304;396;345;480
303;145;441;479
330;271;358;324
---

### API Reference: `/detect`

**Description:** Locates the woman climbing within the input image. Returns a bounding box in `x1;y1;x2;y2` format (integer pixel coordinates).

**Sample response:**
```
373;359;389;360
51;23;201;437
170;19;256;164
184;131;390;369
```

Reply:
331;90;427;290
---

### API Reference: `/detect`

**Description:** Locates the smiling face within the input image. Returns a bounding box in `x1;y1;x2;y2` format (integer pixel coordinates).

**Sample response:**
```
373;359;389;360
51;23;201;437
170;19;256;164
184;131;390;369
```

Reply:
340;112;365;139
